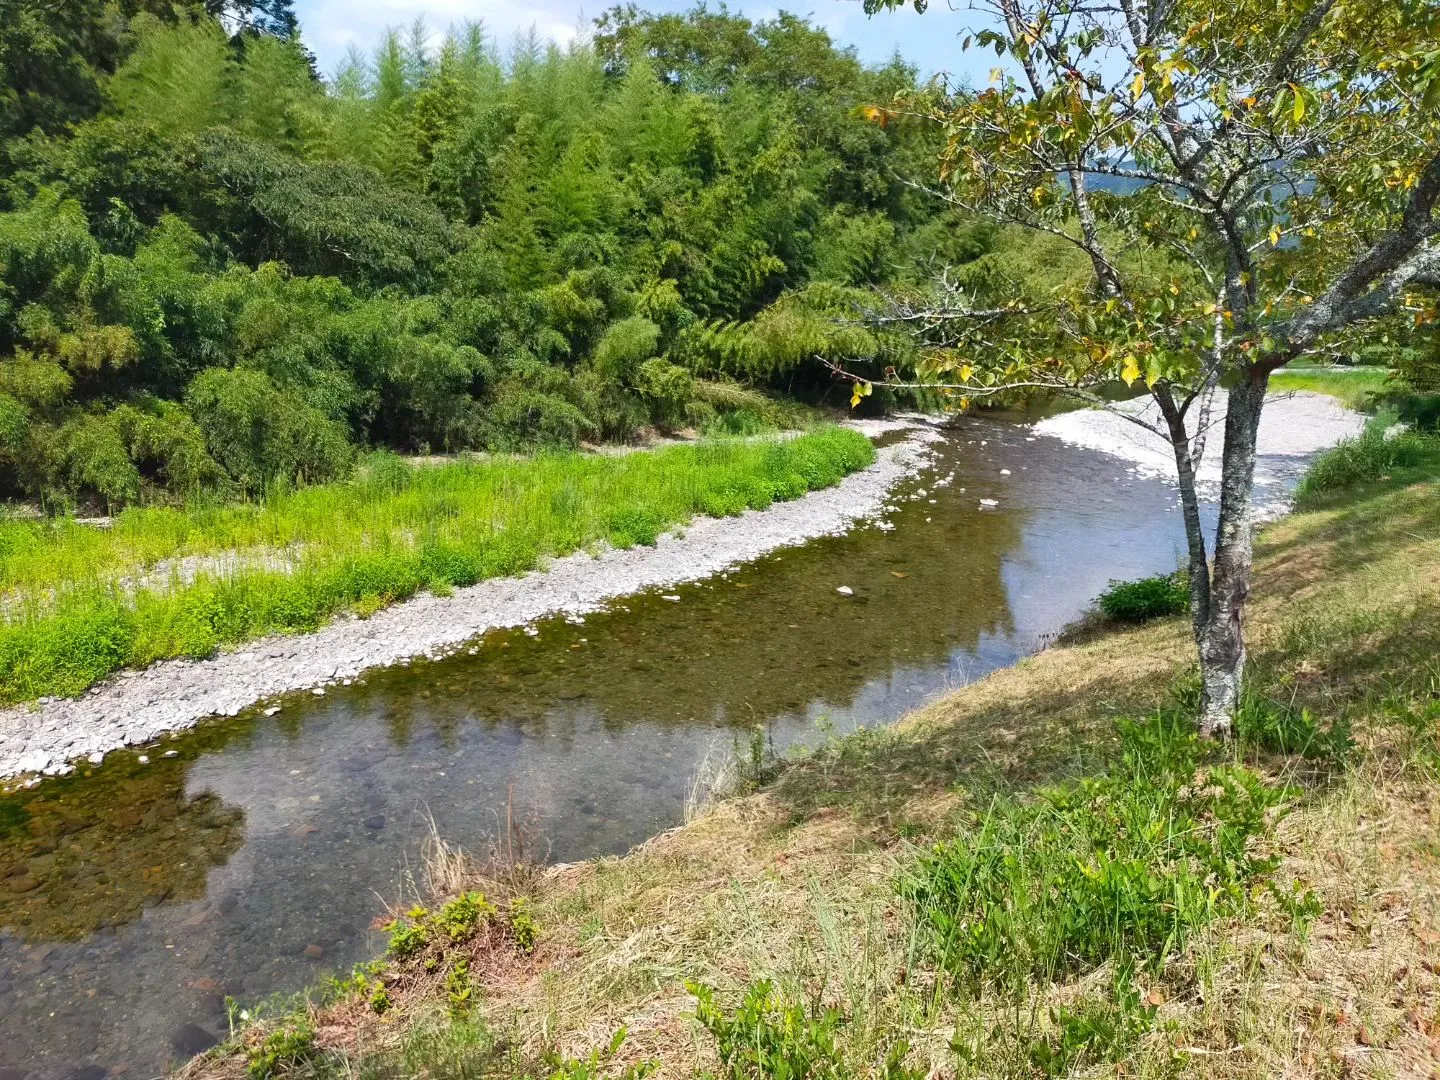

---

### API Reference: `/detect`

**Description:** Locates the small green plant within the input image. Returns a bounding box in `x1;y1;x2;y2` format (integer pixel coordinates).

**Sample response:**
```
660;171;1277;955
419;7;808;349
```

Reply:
509;897;538;952
1096;572;1190;623
246;1019;318;1080
437;891;498;942
1234;689;1353;762
386;914;431;959
543;1027;656;1080
689;980;924;1080
445;957;473;1014
1024;974;1157;1077
368;983;392;1014
734;725;776;790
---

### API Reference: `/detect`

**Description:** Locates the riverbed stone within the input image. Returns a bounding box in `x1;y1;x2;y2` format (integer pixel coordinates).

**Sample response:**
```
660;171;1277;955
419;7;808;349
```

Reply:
362;814;385;831
170;1023;217;1056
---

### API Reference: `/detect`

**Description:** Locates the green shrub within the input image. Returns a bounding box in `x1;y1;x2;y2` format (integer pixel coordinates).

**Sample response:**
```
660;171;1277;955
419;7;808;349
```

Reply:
1096;572;1189;623
386;911;432;959
900;713;1297;994
437;891;498;942
508;897;538;953
0;600;136;701
185;367;354;494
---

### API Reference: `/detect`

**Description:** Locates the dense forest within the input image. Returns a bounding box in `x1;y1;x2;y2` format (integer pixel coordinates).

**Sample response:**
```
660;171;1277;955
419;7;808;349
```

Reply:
0;0;991;510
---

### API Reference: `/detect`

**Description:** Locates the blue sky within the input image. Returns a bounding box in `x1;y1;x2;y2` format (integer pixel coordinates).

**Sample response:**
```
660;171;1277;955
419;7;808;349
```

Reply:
291;0;997;86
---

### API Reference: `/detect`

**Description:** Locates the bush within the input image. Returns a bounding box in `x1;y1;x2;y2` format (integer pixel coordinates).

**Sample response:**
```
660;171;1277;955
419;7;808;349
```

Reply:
1096;572;1189;623
185;367;354;494
900;713;1297;994
246;1020;318;1080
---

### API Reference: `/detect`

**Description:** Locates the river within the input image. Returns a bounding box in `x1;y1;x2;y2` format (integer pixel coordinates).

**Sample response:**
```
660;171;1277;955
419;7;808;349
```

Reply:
0;417;1209;1078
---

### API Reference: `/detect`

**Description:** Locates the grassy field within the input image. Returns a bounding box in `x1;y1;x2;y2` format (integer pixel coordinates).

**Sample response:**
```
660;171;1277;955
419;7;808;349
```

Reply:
0;427;874;705
1270;366;1391;411
186;434;1440;1079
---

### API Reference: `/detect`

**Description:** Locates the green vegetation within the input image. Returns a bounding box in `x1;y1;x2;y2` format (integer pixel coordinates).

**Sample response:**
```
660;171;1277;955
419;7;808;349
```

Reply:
1268;366;1391;412
1095;571;1190;624
246;1020;317;1080
690;979;922;1080
1293;420;1440;506
0;426;872;703
0;0;966;513
901;711;1299;995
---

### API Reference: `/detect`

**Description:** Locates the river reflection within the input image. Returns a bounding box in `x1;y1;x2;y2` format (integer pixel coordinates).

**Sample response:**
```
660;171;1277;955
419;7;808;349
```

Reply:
0;419;1198;1078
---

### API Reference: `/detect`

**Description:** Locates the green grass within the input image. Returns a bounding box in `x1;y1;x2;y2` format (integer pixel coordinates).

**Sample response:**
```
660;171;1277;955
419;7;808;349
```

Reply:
1270;365;1390;411
1292;419;1440;507
0;427;874;704
899;709;1299;997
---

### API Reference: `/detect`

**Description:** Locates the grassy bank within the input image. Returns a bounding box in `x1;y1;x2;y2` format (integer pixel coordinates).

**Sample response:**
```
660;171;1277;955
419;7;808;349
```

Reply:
0;427;874;705
188;440;1440;1080
1269;365;1391;411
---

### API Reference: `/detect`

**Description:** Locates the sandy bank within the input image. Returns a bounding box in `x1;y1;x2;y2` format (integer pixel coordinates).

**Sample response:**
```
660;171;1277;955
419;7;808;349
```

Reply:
1031;389;1365;512
0;422;938;782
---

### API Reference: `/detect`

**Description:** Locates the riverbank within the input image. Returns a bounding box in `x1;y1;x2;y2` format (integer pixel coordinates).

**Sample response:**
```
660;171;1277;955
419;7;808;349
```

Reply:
1032;389;1366;504
0;424;936;782
184;429;1440;1080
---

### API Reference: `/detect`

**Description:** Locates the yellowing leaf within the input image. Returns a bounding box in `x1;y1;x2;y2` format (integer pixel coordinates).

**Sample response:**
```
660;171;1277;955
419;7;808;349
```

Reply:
1268;225;1282;246
959;364;974;382
1130;70;1145;101
1120;354;1140;386
1289;82;1305;122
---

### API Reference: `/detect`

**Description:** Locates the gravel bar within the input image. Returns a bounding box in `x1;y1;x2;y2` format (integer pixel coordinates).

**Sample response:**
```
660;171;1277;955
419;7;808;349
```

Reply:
0;422;939;782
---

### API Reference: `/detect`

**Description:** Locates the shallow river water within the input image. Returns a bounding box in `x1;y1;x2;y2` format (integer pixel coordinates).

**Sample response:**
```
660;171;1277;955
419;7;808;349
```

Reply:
0;419;1209;1078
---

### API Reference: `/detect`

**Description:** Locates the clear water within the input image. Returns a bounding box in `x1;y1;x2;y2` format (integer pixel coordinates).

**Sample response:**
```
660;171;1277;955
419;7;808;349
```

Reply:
0;419;1202;1079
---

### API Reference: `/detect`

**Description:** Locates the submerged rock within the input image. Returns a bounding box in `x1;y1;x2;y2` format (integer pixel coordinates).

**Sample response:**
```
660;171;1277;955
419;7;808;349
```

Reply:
170;1023;217;1056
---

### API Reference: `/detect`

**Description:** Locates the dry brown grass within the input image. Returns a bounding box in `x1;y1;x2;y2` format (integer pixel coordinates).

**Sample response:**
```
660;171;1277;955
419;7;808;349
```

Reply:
190;476;1440;1080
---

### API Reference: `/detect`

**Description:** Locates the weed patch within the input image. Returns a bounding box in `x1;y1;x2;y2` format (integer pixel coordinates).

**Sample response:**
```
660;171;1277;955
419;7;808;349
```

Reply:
1294;422;1440;505
900;712;1297;994
690;980;922;1080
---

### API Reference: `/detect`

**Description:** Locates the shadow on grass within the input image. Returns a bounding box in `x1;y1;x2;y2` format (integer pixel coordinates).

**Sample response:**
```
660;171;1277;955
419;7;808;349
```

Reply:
764;636;1183;833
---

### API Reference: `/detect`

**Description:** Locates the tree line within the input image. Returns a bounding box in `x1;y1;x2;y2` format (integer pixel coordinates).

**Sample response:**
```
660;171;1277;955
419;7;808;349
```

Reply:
0;0;986;510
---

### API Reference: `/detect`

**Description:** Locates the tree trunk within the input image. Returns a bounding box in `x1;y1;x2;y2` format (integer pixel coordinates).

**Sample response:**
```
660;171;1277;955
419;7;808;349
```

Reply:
1157;371;1269;738
1197;372;1268;738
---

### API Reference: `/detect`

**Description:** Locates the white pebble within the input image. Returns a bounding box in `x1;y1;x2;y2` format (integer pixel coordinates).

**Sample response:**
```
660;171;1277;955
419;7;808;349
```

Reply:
88;752;105;766
312;687;326;696
263;706;281;717
137;755;150;765
1000;469;1011;475
835;586;854;596
979;499;999;508
661;595;681;602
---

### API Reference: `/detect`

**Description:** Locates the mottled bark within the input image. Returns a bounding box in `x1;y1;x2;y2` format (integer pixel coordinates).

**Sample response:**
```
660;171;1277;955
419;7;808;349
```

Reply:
1157;372;1268;738
1200;373;1268;736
